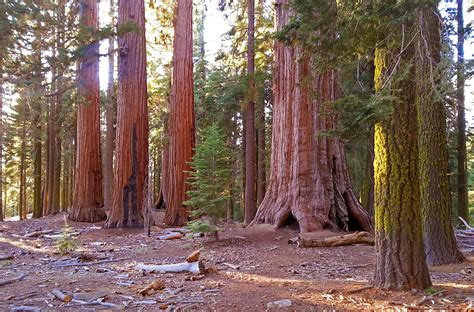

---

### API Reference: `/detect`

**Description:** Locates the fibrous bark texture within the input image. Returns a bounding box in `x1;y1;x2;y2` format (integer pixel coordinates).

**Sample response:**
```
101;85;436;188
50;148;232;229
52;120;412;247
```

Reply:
456;0;468;223
103;0;115;211
373;45;431;290
105;0;148;228
251;0;372;233
415;5;465;265
69;0;105;223
162;0;195;226
244;0;256;225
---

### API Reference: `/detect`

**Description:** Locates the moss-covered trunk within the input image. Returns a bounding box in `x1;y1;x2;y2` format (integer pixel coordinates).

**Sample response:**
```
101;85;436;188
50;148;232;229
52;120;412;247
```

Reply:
415;5;464;265
373;45;431;290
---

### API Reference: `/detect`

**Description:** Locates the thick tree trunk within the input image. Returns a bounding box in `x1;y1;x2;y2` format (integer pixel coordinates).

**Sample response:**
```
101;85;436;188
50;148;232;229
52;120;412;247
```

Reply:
416;5;465;265
105;0;148;228
373;42;431;289
456;0;468;223
162;0;195;226
251;0;372;233
104;0;115;211
69;0;106;223
244;0;256;225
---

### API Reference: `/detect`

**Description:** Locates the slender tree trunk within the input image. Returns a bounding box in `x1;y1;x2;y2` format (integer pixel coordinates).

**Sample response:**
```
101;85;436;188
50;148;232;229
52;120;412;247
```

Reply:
244;0;256;225
456;0;468;223
373;38;431;289
104;0;115;211
162;0;195;226
69;0;106;222
251;0;372;233
256;98;266;207
19;123;27;220
44;61;56;216
0;63;3;222
105;0;148;228
415;4;465;265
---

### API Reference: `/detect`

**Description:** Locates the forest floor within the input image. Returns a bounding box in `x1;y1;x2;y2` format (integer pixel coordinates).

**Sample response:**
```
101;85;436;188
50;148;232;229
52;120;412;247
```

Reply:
0;212;473;311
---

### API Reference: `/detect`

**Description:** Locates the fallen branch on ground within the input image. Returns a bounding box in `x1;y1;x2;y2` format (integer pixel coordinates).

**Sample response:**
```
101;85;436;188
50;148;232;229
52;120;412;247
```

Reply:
458;217;474;231
158;232;183;240
69;298;118;308
298;231;374;248
0;273;27;286
135;261;204;274
0;253;14;261
24;230;55;238
348;285;373;294
52;289;73;303
50;257;129;268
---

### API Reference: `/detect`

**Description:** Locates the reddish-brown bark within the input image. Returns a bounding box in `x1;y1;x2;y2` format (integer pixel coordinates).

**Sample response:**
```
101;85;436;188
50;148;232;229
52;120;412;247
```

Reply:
103;0;115;211
244;0;257;225
68;0;105;223
162;0;195;226
105;0;148;228
250;0;372;233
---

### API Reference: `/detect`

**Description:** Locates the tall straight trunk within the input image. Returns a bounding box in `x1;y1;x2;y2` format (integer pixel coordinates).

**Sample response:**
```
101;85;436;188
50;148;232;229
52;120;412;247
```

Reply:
251;0;372;233
19;103;28;220
162;0;195;226
0;63;3;222
416;4;465;265
244;0;256;225
104;0;115;211
69;0;106;222
43;60;56;215
105;0;148;228
456;0;468;223
373;38;431;289
256;98;266;207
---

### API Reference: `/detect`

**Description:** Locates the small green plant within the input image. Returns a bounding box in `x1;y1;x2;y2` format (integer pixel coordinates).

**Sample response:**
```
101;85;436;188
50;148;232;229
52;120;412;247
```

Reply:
55;217;77;255
424;287;443;296
184;124;232;240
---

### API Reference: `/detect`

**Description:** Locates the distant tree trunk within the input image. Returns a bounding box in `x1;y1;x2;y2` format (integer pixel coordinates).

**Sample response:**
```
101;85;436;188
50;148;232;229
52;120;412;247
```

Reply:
251;0;372;233
244;0;256;225
19;102;28;220
416;4;465;265
373;40;431;289
69;0;106;223
162;0;195;226
456;0;468;223
0;64;4;222
105;0;148;228
104;0;115;211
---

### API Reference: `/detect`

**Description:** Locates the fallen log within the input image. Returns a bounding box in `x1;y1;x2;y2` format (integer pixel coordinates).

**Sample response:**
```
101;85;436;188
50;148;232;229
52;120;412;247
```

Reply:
298;231;374;248
135;261;204;274
52;289;73;303
158;232;183;240
0;253;14;261
0;273;27;286
24;229;55;238
458;217;474;231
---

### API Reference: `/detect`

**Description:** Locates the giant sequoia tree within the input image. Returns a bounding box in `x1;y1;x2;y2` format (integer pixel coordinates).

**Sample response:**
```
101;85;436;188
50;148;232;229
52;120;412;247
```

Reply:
251;0;372;233
69;0;105;222
161;0;195;226
105;0;148;228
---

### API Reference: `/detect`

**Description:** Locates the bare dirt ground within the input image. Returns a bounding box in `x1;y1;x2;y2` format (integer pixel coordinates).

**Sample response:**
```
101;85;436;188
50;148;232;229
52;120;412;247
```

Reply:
0;212;473;311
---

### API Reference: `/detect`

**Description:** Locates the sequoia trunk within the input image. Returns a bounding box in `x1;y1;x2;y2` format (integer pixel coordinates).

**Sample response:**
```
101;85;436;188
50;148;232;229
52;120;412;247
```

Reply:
69;0;106;222
251;0;372;233
244;0;256;225
105;0;148;228
162;0;195;226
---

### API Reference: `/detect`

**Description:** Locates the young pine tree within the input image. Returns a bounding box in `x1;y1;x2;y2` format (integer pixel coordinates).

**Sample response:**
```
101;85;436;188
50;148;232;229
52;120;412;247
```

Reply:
185;124;232;240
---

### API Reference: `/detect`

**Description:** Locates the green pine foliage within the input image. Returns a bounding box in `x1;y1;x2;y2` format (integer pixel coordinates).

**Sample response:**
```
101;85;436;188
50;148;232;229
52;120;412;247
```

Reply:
184;124;233;234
